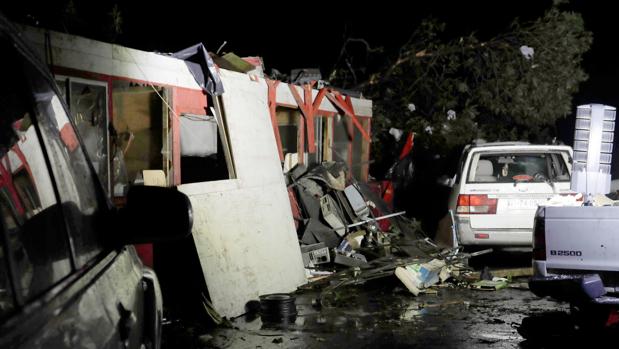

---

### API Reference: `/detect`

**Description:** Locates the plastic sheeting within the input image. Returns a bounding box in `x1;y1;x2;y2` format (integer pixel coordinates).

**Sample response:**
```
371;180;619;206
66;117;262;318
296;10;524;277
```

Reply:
180;114;217;157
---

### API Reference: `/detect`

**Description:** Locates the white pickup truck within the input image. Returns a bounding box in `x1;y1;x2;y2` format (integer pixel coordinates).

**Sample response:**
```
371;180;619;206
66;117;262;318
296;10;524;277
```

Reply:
529;103;619;308
529;204;619;305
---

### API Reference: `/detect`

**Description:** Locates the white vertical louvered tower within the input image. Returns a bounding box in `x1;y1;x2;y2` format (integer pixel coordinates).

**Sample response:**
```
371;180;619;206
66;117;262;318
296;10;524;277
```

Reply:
571;104;616;199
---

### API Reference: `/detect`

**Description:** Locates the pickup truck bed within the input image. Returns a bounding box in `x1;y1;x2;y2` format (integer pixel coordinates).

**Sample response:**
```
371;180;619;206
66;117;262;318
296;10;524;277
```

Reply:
530;206;619;304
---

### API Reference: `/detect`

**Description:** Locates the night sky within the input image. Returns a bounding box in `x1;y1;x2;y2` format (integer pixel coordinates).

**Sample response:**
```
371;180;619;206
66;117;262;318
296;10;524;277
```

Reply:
3;1;614;103
3;0;619;171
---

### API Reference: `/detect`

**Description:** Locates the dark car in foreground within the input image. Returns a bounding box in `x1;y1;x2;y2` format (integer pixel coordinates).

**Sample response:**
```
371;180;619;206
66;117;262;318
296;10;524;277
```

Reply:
0;13;192;348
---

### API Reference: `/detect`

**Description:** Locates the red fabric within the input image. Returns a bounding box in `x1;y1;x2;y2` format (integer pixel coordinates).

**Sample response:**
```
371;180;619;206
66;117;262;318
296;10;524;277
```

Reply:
134;243;153;268
398;133;415;160
366;181;394;232
372;206;392;232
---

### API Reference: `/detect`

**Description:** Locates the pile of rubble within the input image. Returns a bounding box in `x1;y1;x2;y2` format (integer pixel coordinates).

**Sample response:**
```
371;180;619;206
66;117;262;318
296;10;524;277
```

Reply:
286;161;407;272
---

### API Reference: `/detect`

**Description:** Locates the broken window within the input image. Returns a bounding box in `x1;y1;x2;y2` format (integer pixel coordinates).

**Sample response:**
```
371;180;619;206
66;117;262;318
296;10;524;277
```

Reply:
275;106;333;168
111;81;170;195
56;77;110;195
332;114;351;169
306;116;327;167
352;117;370;181
180;94;235;184
276;106;301;156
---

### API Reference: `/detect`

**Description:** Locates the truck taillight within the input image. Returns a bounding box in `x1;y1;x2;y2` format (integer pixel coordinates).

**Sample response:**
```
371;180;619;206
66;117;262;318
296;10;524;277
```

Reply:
456;194;497;214
532;208;546;261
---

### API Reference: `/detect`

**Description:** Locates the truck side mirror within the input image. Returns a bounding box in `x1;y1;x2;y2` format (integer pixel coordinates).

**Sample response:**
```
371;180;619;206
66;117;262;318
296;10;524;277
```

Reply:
112;186;193;245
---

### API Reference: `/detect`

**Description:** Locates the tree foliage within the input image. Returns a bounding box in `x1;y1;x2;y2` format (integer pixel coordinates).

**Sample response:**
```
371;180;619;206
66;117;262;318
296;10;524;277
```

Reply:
331;7;592;163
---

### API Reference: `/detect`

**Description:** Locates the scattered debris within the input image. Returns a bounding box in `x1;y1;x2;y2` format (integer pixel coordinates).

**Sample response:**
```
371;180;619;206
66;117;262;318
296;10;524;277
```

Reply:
198;334;213;344
508;282;530;290
333;253;368;267
467;267;533;280
395;259;448;296
290;161;405;270
301;243;331;268
471;278;509;291
320;195;347;236
202;293;232;327
211;52;257;73
480;266;493;281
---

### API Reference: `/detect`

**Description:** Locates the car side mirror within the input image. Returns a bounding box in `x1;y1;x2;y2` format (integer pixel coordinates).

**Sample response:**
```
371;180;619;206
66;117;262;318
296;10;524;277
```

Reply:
113;186;193;245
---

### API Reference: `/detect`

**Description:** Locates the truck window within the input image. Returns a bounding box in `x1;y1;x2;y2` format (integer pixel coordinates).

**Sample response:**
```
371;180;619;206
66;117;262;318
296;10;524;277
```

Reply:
22;46;107;268
0;39;72;303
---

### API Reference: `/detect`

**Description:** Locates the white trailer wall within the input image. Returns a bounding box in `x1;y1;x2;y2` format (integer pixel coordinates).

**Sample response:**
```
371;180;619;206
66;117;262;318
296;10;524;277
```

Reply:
178;69;306;318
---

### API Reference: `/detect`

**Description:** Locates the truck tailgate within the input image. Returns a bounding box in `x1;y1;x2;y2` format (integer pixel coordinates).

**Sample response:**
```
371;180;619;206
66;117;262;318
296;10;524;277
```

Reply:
545;206;619;271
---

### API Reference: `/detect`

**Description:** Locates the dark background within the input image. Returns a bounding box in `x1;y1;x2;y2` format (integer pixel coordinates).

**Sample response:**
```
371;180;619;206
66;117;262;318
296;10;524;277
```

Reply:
3;0;617;234
3;1;616;137
4;1;617;146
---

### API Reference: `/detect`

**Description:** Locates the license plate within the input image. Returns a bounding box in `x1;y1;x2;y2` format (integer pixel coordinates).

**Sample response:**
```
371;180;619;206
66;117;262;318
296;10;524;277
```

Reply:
505;199;546;209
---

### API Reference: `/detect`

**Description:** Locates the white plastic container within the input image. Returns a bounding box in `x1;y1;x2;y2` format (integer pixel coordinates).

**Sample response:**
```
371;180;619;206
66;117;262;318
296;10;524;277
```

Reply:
570;104;615;198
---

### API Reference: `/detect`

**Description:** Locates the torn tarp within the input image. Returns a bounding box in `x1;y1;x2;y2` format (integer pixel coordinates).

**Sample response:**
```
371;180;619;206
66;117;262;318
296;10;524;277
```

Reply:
173;43;224;96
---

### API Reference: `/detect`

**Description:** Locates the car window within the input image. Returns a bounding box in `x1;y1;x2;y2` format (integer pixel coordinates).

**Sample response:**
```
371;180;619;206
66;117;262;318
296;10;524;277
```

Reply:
21;45;107;268
0;39;72;304
467;152;570;183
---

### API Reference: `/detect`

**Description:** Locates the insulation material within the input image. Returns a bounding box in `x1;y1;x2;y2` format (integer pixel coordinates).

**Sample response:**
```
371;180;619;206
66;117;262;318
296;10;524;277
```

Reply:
179;115;217;157
142;170;166;187
212;52;256;73
179;69;306;318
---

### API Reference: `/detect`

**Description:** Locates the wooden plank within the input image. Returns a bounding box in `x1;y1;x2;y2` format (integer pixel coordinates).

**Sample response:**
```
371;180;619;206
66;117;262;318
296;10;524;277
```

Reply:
266;79;284;160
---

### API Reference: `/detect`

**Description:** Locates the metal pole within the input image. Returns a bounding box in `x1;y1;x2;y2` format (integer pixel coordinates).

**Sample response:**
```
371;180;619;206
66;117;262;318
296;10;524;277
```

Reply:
346;211;407;228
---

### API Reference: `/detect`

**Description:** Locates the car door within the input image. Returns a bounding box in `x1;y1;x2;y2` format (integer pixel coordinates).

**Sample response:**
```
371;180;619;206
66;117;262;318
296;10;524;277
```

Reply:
0;17;146;349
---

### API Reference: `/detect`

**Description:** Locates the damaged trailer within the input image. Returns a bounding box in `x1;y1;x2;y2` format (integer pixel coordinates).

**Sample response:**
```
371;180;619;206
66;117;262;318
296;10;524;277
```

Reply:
20;25;373;318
